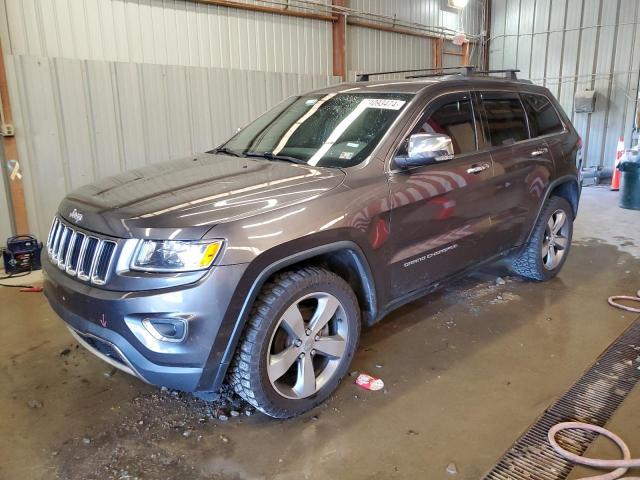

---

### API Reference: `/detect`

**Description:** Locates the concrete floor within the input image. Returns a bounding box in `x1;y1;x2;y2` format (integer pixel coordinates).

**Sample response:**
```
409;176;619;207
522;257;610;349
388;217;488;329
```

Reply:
1;187;639;480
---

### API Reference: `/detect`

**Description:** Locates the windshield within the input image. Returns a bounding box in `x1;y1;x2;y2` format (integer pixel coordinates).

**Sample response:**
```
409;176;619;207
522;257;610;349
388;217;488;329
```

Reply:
219;92;414;168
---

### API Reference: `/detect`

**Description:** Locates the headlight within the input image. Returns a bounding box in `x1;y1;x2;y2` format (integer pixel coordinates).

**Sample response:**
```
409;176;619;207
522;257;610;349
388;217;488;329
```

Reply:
131;240;223;272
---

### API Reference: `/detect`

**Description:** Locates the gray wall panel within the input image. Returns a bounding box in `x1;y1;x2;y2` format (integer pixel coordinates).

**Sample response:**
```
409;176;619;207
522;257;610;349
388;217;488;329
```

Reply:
346;25;434;80
489;0;506;69
490;0;640;168
515;0;534;80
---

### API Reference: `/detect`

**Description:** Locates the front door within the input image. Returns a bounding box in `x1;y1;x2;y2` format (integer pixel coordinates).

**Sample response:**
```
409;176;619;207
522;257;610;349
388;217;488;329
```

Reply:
387;92;495;298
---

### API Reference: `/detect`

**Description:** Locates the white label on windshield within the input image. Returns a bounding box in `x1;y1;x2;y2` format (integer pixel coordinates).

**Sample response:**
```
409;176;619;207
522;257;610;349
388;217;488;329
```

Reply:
361;98;406;110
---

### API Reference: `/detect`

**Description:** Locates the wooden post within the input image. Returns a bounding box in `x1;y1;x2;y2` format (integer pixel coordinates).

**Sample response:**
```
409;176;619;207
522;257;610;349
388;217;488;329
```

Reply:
462;41;470;66
433;38;443;70
483;0;491;70
0;40;28;235
332;0;347;80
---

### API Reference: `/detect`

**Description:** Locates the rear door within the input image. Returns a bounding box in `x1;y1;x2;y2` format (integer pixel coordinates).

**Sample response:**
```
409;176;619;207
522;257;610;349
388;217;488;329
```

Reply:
521;91;568;173
387;91;495;298
476;91;555;251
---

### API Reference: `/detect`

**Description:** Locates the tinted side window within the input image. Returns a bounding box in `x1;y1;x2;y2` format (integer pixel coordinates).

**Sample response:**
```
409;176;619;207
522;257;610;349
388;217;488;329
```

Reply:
410;95;476;155
480;93;529;146
521;93;564;137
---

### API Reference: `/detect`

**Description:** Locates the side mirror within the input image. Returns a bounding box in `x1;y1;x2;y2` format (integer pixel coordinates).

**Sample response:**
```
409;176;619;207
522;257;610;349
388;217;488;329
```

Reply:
395;133;454;169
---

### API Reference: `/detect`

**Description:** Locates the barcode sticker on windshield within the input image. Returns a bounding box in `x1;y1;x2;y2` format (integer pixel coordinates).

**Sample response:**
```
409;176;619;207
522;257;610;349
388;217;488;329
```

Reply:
362;99;406;110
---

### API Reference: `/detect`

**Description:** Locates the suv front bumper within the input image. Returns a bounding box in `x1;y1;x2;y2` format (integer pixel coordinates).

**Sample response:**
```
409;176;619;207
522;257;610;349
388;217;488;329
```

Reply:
43;256;247;391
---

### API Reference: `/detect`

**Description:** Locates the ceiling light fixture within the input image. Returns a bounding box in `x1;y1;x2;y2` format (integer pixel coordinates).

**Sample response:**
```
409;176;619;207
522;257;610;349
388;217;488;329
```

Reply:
448;0;470;9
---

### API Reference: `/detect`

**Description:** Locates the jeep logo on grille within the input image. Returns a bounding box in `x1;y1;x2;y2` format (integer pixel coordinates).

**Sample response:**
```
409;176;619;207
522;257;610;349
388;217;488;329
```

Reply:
69;208;83;223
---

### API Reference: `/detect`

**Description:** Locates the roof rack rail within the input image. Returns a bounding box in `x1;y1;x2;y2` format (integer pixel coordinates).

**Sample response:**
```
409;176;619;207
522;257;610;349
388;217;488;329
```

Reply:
355;66;522;82
406;66;476;79
473;69;520;80
355;66;470;82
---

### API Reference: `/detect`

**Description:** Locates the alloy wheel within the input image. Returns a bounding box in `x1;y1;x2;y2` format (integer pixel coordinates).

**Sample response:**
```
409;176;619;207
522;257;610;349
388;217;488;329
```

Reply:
541;209;570;270
266;292;349;399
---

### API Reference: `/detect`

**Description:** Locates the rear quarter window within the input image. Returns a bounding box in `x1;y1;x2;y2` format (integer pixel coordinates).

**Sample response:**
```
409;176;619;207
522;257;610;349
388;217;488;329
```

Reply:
521;93;565;137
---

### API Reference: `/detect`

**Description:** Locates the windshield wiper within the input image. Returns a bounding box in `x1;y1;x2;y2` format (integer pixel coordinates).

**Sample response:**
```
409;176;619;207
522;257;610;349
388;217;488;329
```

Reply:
245;151;308;165
209;146;244;157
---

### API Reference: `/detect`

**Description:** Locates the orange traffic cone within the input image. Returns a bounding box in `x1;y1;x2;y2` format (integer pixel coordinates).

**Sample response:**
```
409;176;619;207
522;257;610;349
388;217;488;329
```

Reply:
611;136;624;190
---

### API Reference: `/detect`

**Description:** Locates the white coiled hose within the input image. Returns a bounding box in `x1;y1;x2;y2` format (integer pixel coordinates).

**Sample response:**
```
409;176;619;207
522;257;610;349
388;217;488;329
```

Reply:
607;290;640;313
548;422;640;480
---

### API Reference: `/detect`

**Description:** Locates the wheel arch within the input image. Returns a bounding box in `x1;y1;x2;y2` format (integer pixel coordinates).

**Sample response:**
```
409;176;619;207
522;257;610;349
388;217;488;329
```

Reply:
197;240;377;392
525;175;580;243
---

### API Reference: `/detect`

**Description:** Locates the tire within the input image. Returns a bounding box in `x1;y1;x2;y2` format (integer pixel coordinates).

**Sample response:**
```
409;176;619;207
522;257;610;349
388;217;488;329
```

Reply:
510;196;574;281
228;266;361;418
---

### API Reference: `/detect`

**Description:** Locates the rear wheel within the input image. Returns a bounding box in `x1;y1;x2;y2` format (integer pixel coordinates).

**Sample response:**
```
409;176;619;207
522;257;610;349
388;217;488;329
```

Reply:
510;196;573;281
229;266;360;418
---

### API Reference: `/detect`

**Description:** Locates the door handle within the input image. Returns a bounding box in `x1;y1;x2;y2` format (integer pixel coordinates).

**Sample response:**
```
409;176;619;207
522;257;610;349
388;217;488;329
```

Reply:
531;147;549;157
467;163;490;174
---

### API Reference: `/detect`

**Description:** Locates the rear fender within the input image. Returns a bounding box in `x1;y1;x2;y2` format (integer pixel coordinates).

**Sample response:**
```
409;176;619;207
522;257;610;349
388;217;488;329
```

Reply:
525;175;580;243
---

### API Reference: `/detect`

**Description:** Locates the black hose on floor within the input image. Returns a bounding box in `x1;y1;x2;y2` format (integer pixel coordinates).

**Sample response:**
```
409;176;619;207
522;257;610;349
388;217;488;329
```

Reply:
0;269;34;288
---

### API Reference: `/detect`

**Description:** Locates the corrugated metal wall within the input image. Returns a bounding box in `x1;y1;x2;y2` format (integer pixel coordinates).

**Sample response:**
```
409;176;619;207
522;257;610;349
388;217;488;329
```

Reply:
349;0;484;36
346;26;434;80
347;0;484;79
490;0;640;169
0;0;333;75
5;55;339;240
0;0;340;240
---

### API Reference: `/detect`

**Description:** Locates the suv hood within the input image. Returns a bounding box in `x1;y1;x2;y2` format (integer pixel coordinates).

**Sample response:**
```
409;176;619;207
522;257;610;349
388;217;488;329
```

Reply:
59;153;345;240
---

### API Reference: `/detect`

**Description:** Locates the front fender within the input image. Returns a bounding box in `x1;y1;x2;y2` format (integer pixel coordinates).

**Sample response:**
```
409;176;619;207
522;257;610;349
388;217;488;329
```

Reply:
195;236;377;392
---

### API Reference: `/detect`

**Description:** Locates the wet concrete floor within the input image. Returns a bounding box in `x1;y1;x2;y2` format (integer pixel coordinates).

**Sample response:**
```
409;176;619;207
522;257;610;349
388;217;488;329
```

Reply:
1;186;639;479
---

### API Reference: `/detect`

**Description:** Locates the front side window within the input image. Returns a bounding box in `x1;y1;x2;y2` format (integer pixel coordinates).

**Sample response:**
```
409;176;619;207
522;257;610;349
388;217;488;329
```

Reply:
480;93;529;147
521;93;564;137
406;94;477;155
220;92;414;168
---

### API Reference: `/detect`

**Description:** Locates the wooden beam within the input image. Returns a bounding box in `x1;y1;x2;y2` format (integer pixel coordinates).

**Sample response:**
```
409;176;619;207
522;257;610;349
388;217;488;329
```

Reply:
190;0;337;22
0;40;28;235
332;0;347;80
433;38;443;69
348;18;445;41
188;1;477;46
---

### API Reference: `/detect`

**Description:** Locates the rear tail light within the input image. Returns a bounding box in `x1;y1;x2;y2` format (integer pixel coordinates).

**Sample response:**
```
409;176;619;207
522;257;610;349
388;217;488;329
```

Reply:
576;137;584;173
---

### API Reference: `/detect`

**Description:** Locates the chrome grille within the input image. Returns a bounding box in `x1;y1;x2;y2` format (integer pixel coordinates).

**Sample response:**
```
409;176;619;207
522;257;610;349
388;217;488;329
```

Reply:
46;217;117;285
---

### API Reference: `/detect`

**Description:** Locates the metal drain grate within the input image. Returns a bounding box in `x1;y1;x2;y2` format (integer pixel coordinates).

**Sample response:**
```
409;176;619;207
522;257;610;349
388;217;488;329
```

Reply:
483;319;640;480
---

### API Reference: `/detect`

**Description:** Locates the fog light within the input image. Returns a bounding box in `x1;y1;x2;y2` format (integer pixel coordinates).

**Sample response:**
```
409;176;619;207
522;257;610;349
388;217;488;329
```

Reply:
142;317;187;342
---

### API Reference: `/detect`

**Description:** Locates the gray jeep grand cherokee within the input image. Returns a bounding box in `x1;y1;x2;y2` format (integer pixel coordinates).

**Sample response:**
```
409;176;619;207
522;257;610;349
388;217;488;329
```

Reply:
43;69;582;418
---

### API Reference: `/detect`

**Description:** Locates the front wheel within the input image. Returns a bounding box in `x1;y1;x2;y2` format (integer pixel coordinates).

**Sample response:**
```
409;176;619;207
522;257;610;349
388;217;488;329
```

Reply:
510;196;574;281
229;266;360;418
